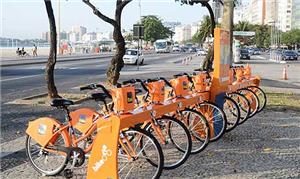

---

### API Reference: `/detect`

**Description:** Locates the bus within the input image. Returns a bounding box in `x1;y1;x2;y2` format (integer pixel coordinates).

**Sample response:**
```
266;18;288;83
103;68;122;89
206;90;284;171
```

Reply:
154;39;172;53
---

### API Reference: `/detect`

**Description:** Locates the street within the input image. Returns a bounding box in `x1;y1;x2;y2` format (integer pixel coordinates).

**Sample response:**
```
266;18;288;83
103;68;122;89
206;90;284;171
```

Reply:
1;52;300;178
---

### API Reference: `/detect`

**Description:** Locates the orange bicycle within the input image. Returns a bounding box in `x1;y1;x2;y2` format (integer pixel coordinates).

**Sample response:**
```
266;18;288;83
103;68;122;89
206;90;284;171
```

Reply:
25;84;164;178
151;77;211;154
81;80;192;170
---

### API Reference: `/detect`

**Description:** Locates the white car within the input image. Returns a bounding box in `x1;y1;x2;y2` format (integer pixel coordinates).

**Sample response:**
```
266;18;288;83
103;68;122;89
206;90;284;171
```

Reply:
123;49;144;65
172;46;180;52
197;49;207;56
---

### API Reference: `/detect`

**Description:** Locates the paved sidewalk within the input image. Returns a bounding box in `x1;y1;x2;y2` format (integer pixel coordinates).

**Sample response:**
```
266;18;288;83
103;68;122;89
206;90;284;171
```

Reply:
2;108;299;178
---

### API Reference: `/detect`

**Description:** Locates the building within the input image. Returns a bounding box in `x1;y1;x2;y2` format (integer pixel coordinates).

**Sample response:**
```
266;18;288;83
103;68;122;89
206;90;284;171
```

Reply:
277;0;292;32
60;31;69;41
82;32;97;42
191;21;201;37
42;32;50;42
292;0;300;29
163;21;181;32
69;32;79;43
71;26;87;40
96;32;113;41
174;25;191;43
239;0;293;32
249;0;265;25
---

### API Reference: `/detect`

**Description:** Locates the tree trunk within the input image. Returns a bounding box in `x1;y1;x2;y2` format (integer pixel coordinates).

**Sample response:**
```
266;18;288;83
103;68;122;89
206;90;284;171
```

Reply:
221;0;234;64
44;0;60;98
106;26;125;85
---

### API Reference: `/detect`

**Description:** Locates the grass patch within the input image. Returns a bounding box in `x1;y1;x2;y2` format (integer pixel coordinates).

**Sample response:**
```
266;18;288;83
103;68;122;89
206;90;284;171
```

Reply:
266;92;300;111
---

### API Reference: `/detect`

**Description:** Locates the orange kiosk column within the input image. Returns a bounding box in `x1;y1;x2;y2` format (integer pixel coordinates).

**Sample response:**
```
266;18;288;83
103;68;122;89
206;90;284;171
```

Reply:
210;28;231;106
87;117;120;179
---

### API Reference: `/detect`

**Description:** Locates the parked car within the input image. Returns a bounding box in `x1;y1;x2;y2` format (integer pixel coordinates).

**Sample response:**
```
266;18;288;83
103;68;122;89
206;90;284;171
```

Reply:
247;48;254;55
123;49;144;65
189;47;197;53
179;47;187;52
172;45;181;52
197;48;207;56
182;46;189;52
253;48;261;55
240;49;250;60
281;50;298;61
297;49;300;57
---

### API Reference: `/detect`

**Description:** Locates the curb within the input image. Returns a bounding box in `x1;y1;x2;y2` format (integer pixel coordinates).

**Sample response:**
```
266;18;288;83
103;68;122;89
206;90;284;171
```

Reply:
1;55;114;67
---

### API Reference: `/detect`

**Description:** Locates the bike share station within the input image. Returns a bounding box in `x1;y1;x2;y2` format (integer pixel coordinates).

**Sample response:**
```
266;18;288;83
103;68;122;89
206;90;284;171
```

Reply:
25;1;266;178
85;27;262;178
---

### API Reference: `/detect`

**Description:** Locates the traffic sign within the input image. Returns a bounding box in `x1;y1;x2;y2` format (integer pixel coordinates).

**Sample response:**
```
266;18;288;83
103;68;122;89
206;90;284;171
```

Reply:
233;31;255;36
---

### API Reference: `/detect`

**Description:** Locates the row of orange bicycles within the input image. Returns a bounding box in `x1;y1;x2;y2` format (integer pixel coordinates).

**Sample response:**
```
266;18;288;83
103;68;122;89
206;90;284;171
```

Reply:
25;65;267;178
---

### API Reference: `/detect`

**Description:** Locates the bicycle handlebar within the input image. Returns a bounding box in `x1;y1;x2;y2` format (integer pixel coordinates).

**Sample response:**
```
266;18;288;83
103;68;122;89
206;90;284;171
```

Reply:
80;83;112;98
122;79;137;85
158;77;172;88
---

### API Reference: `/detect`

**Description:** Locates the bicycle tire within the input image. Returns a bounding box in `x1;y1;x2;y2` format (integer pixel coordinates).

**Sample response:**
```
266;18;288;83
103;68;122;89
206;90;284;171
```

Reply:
223;96;241;132
237;88;259;118
227;92;251;125
195;102;227;142
144;116;192;170
25;134;69;176
118;127;164;179
248;86;267;113
178;108;210;154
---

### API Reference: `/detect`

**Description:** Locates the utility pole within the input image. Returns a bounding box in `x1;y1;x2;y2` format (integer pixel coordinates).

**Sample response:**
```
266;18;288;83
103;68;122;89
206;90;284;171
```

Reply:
57;0;61;54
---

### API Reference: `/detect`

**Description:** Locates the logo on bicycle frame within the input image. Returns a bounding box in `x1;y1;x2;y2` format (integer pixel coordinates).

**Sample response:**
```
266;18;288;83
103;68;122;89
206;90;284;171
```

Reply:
92;144;112;172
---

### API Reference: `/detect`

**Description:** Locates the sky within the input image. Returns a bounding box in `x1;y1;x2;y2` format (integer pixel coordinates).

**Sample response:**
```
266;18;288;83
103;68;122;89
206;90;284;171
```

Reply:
1;0;211;40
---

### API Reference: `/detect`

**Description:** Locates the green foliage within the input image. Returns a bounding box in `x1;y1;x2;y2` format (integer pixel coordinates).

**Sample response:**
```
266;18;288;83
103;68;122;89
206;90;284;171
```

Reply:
192;16;211;44
141;15;173;43
281;29;300;47
124;33;133;42
233;21;271;48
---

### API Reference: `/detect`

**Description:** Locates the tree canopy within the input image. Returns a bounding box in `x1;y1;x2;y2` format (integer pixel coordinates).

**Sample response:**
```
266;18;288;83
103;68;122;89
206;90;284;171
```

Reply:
282;29;300;47
141;15;173;43
192;15;212;44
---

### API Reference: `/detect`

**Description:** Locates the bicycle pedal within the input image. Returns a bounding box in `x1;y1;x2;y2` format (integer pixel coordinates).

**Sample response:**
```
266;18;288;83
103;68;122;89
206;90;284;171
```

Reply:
63;169;73;179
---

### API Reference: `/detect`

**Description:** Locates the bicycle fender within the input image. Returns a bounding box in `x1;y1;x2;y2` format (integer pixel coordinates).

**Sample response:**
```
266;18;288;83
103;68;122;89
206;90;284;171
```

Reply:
26;117;64;147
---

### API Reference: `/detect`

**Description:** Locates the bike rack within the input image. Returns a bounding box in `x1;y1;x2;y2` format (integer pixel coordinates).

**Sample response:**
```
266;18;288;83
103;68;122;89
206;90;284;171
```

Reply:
87;27;262;178
87;92;210;178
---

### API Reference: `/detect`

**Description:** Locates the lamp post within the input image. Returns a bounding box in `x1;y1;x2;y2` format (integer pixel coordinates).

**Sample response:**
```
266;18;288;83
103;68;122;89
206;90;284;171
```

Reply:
57;0;61;54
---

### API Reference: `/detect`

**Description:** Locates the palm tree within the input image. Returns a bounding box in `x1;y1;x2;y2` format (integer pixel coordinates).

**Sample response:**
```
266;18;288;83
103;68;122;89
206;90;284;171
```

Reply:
234;21;251;31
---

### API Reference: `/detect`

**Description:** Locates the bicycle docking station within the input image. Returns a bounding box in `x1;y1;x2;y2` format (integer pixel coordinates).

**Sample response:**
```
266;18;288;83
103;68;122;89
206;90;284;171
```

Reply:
87;87;211;179
87;27;263;178
25;27;264;179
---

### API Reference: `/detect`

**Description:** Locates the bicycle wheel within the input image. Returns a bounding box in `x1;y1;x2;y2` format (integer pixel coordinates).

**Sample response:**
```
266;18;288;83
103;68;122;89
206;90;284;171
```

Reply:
179;108;210;154
25;134;69;176
118;127;164;179
248;86;267;113
195;102;227;142
223;96;240;132
227;92;251;125
237;88;259;118
144;116;192;170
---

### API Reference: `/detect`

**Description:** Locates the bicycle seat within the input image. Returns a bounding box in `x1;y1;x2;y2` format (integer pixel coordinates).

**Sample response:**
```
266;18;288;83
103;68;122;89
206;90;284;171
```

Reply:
50;98;74;107
90;92;110;101
135;88;143;94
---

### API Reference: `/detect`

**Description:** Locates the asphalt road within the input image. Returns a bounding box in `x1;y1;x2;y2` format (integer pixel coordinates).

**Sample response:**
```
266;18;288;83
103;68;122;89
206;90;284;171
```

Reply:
1;52;188;104
0;52;194;143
